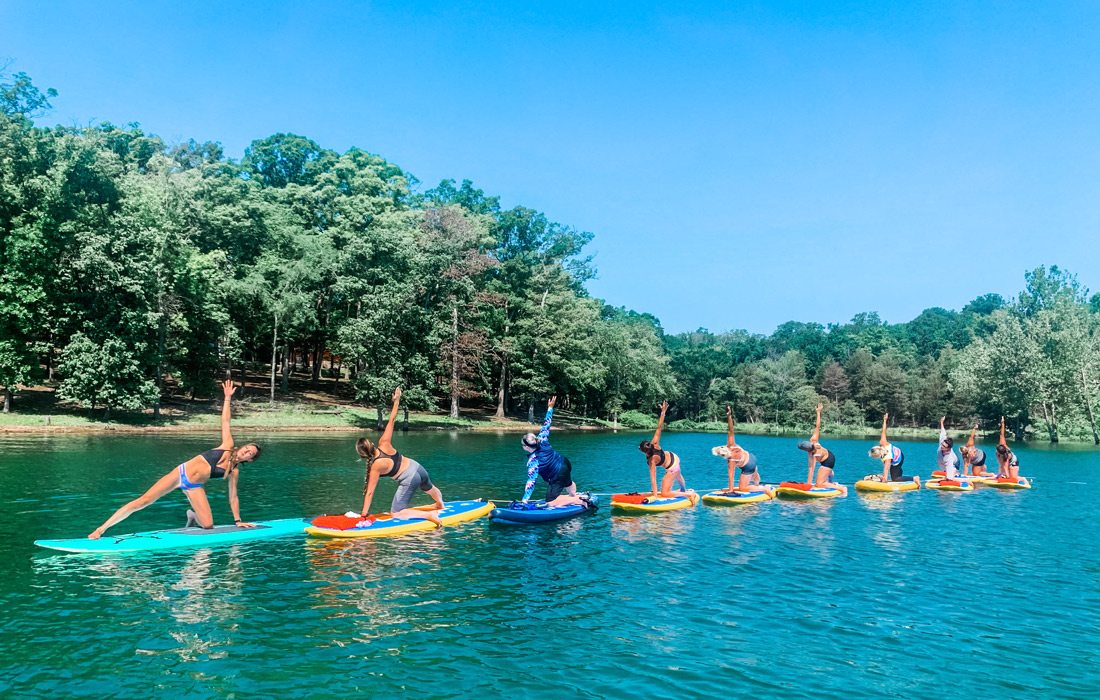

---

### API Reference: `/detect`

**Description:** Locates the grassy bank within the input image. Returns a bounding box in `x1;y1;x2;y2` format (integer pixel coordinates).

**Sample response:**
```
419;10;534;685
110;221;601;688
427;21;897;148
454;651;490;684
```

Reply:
0;385;599;434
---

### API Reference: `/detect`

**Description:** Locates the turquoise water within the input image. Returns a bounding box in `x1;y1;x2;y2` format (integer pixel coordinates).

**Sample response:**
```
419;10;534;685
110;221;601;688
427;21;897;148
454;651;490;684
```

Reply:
1;430;1097;698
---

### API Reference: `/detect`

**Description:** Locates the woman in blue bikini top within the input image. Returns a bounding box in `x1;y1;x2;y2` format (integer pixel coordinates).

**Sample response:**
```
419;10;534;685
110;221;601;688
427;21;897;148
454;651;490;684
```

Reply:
88;379;262;539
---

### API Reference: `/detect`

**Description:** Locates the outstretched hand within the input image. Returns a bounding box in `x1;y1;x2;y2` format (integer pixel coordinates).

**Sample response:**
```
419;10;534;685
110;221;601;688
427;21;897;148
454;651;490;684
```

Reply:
659;400;669;414
726;405;732;418
221;379;236;399
392;387;402;402
816;403;823;412
548;395;557;409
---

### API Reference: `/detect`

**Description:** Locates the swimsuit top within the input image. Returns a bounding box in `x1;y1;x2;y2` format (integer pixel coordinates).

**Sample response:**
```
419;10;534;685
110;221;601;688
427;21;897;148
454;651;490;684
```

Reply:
648;447;678;470
819;448;836;470
201;449;229;479
379;448;405;478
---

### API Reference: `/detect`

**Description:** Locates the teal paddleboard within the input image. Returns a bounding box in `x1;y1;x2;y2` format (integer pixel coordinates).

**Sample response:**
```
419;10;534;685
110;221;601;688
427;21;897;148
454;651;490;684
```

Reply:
34;518;309;554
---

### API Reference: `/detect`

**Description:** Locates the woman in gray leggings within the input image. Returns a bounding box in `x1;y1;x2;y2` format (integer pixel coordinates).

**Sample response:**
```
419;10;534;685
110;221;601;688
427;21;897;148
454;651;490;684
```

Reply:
356;388;445;526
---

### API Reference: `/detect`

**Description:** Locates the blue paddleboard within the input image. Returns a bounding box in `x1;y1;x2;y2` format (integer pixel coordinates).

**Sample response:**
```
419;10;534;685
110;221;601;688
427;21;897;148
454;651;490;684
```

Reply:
489;496;598;525
34;518;309;554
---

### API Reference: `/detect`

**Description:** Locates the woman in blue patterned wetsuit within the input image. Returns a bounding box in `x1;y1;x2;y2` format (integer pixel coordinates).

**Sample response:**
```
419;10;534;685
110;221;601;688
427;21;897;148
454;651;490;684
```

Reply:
88;379;262;539
520;396;591;507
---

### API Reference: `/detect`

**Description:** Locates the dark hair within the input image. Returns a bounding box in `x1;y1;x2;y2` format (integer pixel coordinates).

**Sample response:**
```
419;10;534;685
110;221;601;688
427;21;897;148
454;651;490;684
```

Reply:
639;440;654;454
996;444;1010;457
942;437;953;448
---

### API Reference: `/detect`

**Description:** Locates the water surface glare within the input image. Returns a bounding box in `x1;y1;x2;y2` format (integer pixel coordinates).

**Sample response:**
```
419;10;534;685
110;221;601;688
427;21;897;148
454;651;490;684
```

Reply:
1;431;1097;698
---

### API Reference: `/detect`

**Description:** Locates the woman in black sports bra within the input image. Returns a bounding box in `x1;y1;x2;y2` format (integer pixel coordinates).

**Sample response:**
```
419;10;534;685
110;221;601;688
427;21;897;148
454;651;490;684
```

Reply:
637;400;690;497
796;403;847;495
89;379;262;539
356;387;445;526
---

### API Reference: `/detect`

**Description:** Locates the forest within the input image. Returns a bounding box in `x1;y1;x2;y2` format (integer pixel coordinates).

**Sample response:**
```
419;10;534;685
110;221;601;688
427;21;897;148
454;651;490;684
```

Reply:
3;70;1100;442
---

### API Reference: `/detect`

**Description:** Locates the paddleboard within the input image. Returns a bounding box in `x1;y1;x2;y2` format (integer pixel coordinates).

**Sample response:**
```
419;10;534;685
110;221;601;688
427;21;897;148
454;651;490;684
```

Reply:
305;500;492;538
34;518;309;554
610;492;698;513
774;482;843;499
702;490;774;505
855;480;920;493
932;470;996;481
926;479;974;492
489;496;598;525
984;477;1032;490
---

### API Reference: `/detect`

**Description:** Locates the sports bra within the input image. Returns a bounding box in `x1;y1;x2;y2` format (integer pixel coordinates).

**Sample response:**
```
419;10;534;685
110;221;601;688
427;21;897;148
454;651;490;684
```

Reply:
648;447;678;469
379;448;404;478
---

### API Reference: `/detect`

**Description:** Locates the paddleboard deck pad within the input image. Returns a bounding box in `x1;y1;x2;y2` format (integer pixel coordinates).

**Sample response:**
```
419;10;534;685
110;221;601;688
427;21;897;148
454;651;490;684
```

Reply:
489;496;598;525
306;500;492;538
34;518;309;554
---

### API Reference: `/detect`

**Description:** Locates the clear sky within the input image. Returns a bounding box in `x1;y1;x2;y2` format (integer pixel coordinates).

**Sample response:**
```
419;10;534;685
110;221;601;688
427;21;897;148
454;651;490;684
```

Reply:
3;1;1099;334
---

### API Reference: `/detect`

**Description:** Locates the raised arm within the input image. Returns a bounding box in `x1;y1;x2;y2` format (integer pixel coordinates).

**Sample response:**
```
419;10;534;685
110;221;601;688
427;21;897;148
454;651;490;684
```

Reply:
939;416;948;444
966;423;977;450
216;379;236;449
378;387;402;450
999;416;1008;448
810;403;823;444
651;400;669;448
726;405;736;447
879;413;889;447
539;396;557;443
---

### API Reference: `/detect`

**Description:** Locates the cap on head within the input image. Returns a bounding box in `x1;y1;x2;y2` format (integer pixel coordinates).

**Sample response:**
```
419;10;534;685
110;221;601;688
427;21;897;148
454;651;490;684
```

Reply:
521;433;538;449
797;440;814;453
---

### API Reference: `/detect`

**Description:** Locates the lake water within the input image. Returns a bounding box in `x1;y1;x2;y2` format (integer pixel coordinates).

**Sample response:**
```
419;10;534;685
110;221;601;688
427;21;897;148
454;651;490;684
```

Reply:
1;429;1096;698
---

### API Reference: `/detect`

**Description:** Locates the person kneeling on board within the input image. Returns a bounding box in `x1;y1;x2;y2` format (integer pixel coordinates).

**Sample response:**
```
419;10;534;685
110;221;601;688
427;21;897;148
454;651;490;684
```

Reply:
937;416;960;479
867;413;919;486
796;403;848;495
520;396;592;508
960;423;994;477
355;388;445;527
712;405;772;495
88;379;262;539
639;400;693;498
995;417;1029;486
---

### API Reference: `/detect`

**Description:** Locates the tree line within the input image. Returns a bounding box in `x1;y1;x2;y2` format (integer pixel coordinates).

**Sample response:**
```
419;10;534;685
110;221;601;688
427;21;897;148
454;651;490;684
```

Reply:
0;70;674;423
658;266;1100;443
3;70;1099;442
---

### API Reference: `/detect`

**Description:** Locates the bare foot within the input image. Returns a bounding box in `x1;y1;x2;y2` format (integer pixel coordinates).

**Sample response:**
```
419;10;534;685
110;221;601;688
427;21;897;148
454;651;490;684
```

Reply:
88;529;103;540
427;513;443;528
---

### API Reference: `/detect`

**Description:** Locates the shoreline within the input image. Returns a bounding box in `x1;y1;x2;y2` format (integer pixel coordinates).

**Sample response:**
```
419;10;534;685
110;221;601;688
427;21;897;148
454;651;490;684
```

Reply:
2;418;1093;446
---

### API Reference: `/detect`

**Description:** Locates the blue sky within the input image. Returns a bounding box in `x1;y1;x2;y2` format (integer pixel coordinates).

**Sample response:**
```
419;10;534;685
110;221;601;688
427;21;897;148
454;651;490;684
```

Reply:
3;1;1099;334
